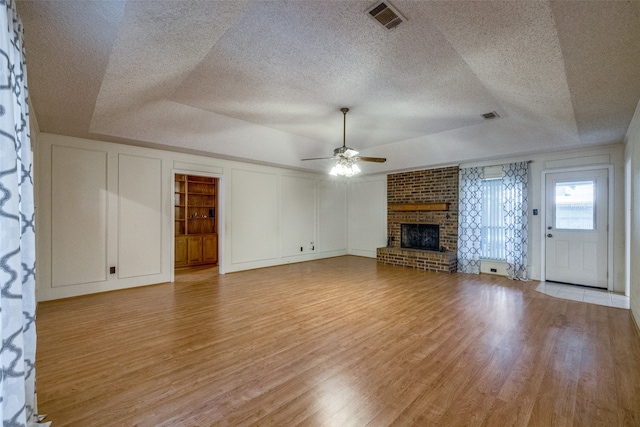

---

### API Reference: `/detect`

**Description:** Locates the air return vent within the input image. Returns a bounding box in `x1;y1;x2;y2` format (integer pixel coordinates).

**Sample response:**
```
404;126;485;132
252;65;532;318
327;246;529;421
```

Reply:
367;2;406;30
482;111;500;120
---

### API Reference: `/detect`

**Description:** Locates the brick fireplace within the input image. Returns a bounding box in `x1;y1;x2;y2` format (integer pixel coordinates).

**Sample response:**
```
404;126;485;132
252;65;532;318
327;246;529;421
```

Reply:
377;166;459;273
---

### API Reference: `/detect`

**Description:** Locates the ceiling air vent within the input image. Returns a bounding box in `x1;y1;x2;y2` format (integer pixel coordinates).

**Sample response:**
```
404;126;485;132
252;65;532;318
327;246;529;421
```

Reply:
482;111;500;120
367;2;406;30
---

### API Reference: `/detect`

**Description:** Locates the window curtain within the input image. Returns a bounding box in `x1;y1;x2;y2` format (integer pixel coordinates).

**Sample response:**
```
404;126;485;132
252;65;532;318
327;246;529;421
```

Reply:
0;2;43;426
457;167;484;274
501;162;529;280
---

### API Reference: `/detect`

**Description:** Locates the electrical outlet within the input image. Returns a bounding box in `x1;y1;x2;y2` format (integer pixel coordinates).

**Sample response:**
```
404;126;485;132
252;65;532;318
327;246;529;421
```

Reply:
309;241;315;251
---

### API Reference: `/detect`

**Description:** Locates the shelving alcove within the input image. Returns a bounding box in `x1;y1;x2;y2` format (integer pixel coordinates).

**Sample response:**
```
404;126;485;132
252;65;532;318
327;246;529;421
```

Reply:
174;174;218;268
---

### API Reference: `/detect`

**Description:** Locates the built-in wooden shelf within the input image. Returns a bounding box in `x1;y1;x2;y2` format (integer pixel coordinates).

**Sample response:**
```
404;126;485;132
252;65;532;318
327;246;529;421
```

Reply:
388;202;450;212
174;174;218;268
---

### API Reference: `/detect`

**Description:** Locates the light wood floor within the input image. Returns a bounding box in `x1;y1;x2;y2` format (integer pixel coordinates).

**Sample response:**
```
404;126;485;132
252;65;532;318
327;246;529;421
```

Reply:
36;256;640;426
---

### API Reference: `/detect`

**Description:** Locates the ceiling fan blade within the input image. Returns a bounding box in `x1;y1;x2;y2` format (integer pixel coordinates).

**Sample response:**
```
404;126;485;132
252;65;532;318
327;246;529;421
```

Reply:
302;108;389;167
301;156;337;161
353;156;387;163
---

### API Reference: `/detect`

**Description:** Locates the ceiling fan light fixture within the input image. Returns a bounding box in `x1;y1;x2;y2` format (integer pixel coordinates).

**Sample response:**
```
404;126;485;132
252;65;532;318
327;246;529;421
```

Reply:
301;107;385;175
330;157;361;177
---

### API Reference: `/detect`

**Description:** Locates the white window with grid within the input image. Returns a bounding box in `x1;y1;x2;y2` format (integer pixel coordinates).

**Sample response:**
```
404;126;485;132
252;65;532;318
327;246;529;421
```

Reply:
480;178;506;261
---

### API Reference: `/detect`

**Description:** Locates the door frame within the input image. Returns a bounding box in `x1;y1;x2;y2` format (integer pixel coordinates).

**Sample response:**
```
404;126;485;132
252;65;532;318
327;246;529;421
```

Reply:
171;168;225;283
540;165;614;290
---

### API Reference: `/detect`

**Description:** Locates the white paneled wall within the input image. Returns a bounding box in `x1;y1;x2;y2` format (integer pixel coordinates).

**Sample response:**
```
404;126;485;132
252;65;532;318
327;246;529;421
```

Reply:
51;145;108;287
117;154;163;278
36;133;362;300
281;175;316;258
348;176;387;258
319;180;347;254
230;169;279;264
40;137;172;300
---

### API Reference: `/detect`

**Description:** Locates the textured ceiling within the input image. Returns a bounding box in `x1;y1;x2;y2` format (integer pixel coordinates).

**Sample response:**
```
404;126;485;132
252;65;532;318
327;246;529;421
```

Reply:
17;0;640;174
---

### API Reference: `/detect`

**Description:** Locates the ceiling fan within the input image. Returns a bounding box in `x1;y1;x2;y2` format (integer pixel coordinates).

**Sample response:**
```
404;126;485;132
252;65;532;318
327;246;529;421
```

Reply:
302;108;386;176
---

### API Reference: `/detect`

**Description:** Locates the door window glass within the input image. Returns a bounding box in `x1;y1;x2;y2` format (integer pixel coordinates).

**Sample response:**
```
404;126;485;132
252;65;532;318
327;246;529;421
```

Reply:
554;180;595;230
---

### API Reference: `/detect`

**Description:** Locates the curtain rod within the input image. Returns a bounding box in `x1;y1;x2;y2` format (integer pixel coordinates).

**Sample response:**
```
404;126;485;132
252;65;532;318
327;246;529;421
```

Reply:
469;159;533;169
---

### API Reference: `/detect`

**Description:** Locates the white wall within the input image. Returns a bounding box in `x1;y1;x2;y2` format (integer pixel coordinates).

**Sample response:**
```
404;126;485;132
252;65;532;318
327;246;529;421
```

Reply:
281;175;316;257
347;175;387;258
36;133;349;300
319;180;347;254
118;154;164;278
38;136;173;300
624;100;640;328
462;144;626;292
229;169;279;265
29;100;42;301
50;145;109;287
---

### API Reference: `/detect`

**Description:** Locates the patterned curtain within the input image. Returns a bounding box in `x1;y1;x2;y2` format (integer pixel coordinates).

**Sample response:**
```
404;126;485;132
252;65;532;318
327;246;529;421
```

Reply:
457;167;484;274
501;162;529;280
0;2;42;426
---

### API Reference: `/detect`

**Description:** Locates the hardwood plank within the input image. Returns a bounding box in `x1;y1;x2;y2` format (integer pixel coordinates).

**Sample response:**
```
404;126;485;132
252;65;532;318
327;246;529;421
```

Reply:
607;303;640;413
34;256;640;426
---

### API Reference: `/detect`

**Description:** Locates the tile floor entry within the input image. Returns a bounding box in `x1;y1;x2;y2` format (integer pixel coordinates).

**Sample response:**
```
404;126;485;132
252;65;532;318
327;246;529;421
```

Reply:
535;281;630;309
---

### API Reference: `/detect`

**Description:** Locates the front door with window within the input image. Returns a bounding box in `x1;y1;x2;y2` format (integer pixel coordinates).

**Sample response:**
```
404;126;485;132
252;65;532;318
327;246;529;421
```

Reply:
544;169;608;288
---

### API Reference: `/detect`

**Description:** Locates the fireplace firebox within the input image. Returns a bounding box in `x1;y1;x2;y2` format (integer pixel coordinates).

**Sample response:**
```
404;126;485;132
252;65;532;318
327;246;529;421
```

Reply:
401;223;440;251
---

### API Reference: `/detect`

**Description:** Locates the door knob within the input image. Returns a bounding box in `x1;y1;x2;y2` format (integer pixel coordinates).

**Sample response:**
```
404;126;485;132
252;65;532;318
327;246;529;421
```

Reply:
547;233;553;238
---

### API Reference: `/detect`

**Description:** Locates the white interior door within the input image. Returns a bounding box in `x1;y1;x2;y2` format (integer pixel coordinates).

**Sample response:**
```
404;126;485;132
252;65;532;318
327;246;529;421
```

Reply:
545;169;608;288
